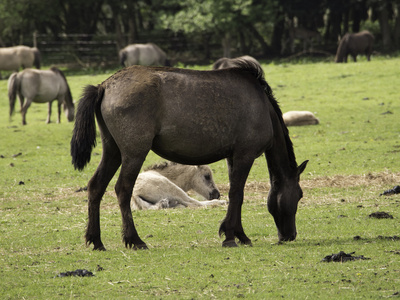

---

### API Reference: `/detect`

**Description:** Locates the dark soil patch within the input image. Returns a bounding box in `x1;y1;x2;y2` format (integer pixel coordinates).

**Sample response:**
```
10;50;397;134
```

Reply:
368;211;394;219
378;235;400;241
55;269;94;277
380;185;400;196
322;251;370;262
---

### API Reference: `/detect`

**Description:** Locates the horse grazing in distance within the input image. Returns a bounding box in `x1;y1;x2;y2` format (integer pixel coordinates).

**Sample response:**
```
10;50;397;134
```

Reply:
212;55;260;70
335;30;374;63
283;111;320;126
8;67;74;125
132;161;225;210
0;46;40;75
71;59;308;251
119;43;170;67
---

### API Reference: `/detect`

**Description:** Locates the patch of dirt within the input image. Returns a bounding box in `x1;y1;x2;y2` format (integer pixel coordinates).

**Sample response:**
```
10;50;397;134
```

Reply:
369;211;394;219
55;269;94;277
218;172;400;193
380;185;400;196
321;251;370;262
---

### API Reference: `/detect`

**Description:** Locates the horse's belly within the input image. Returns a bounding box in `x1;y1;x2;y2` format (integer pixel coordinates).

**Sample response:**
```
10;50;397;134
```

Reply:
152;121;268;165
0;56;18;70
34;90;58;103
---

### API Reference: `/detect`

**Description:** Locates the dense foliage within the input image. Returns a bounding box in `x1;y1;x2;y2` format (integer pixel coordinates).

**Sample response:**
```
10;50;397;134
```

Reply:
0;0;399;62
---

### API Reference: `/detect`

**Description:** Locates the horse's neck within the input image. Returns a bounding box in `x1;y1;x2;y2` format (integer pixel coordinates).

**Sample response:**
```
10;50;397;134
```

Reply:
265;116;297;182
156;165;194;191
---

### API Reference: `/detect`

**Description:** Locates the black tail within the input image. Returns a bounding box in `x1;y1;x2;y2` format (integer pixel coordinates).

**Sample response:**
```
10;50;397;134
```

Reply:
119;50;127;67
70;85;104;171
33;47;41;69
8;72;19;117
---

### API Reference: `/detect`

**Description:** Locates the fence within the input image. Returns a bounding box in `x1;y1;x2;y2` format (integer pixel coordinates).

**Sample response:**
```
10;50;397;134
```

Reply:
35;33;120;66
33;33;222;67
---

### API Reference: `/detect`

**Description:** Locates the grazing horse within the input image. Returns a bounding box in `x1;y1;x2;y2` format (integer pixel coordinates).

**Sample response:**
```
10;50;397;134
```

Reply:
132;161;225;210
8;67;74;125
283;111;320;126
212;55;260;70
71;60;308;250
335;30;374;63
0;46;40;74
119;43;170;67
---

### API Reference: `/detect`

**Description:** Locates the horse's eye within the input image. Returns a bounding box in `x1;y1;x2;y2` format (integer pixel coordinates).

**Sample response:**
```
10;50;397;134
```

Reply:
204;175;211;181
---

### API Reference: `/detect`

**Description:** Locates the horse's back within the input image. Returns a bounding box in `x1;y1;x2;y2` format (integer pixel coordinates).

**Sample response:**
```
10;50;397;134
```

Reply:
99;66;274;164
18;68;63;102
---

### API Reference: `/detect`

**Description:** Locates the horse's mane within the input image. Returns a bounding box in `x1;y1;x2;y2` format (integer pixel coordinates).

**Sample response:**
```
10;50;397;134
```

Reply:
50;67;74;106
233;59;298;170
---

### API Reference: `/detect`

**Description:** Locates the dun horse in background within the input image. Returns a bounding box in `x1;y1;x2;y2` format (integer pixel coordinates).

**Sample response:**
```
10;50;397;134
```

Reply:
132;161;224;210
335;30;374;63
119;43;170;67
71;60;308;251
0;46;40;75
8;67;74;125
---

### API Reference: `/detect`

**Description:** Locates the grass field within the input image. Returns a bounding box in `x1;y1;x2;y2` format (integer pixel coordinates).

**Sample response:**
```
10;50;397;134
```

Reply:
0;56;399;299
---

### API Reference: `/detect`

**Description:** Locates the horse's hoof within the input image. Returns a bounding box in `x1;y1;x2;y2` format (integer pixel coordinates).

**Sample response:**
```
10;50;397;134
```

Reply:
239;240;253;247
222;240;238;248
134;243;148;250
93;245;106;251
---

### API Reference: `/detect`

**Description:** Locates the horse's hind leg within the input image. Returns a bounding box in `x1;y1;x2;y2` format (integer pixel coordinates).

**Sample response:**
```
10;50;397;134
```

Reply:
219;156;254;247
46;101;53;124
86;142;122;251
115;156;148;249
20;97;33;125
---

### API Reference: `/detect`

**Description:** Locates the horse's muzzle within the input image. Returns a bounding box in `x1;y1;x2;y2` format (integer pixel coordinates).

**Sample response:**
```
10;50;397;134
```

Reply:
210;189;220;199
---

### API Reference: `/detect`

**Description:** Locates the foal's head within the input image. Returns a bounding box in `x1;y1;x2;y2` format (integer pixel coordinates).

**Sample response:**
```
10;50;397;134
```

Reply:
191;165;220;200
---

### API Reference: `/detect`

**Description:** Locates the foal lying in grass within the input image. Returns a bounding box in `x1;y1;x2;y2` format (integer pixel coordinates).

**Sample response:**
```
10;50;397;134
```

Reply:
132;162;226;210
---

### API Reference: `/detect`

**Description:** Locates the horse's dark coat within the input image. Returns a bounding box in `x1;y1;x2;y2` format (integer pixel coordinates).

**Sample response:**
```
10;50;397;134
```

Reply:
71;60;308;250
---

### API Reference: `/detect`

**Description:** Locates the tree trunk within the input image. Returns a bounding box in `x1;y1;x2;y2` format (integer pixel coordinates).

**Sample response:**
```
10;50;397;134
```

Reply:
271;13;285;55
126;2;138;43
378;2;393;50
222;32;231;58
393;3;400;47
247;24;274;56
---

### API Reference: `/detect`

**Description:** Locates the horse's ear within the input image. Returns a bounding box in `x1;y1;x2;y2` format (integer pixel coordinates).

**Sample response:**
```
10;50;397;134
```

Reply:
297;160;308;177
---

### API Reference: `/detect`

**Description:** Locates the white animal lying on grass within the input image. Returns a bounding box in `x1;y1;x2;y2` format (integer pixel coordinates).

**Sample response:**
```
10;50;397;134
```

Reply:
283;111;320;126
132;162;226;210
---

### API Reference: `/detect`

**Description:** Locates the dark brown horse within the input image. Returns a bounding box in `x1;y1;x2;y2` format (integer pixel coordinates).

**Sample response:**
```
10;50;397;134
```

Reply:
335;30;374;63
71;60;308;250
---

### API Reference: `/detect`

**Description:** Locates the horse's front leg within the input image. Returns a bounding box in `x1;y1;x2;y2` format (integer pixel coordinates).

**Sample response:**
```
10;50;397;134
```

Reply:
116;158;148;249
219;157;253;247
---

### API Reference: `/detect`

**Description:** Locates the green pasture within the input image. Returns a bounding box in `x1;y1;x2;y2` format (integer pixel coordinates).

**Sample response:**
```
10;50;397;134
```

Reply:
0;56;399;299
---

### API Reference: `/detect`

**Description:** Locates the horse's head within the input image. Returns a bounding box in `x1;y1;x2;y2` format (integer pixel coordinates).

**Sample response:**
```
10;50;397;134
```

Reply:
192;165;220;200
267;160;308;241
64;102;75;122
